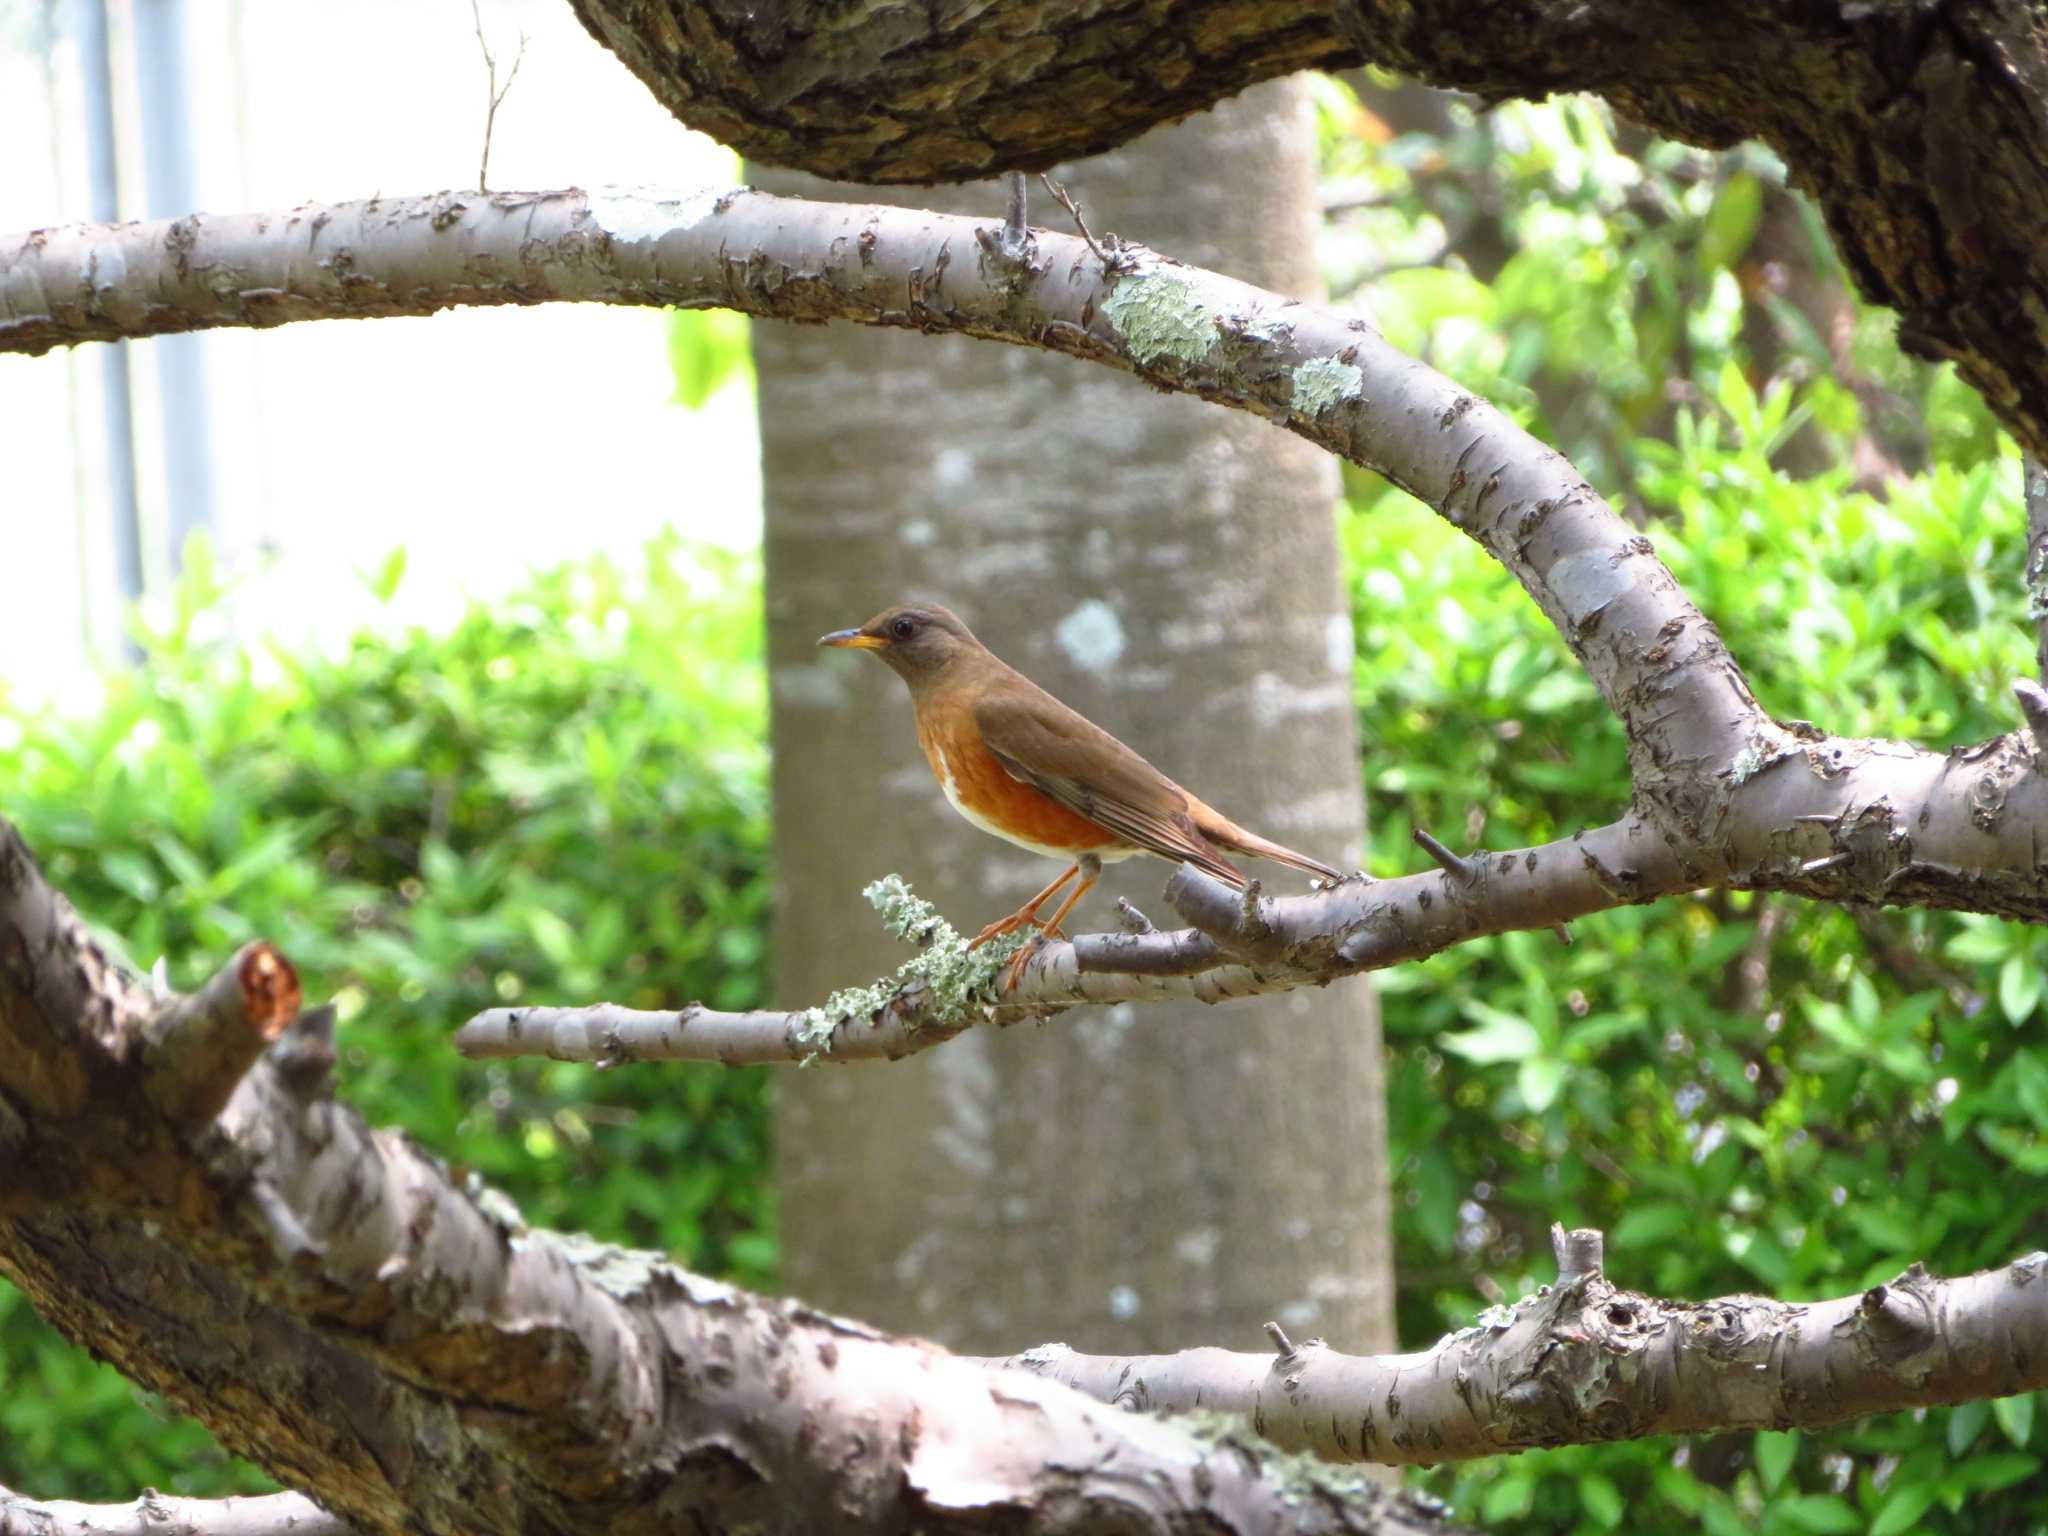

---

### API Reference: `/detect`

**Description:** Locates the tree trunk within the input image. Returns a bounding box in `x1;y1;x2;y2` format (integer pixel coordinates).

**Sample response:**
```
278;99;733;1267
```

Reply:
759;80;1394;1359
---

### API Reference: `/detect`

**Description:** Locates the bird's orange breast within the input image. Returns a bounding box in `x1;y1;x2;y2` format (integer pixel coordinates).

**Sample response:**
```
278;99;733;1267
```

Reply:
916;709;1118;856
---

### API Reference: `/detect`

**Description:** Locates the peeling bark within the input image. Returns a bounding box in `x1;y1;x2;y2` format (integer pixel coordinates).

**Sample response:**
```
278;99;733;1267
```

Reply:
974;1228;2048;1465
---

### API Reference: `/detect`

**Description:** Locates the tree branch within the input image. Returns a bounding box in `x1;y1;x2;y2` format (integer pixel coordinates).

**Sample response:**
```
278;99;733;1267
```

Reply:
141;942;300;1127
0;818;1456;1536
971;1225;2048;1466
10;187;2048;1044
558;0;2048;469
0;1488;348;1536
10;814;2046;1501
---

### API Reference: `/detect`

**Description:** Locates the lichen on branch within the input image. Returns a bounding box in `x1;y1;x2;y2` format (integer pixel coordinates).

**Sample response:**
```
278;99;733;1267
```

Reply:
793;875;1032;1059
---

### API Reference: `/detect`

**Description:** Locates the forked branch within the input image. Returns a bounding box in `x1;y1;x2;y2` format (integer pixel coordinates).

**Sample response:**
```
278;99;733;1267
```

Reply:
7;187;2046;1046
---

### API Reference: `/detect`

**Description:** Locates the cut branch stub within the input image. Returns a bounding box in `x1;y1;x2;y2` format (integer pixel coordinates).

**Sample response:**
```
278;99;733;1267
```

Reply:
141;942;300;1128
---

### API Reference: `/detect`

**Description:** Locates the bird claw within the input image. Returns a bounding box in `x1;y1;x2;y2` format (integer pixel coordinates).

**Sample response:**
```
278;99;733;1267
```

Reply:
969;912;1032;949
1000;934;1045;992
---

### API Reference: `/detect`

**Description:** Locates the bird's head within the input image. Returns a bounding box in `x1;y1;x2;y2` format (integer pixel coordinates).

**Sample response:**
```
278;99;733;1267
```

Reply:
818;603;981;687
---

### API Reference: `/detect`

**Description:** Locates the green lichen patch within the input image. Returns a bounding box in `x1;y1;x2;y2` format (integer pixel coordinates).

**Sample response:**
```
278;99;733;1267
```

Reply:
1102;269;1215;368
798;876;1033;1061
1290;357;1365;416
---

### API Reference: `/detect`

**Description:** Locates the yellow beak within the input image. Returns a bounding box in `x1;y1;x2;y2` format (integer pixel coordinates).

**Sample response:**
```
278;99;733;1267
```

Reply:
818;629;887;649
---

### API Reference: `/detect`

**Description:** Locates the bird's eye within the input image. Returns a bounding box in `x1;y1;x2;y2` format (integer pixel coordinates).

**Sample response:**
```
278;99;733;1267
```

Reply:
891;616;917;640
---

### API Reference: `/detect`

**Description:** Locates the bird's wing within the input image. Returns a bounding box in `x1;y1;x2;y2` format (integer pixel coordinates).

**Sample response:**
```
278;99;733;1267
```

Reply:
972;685;1249;888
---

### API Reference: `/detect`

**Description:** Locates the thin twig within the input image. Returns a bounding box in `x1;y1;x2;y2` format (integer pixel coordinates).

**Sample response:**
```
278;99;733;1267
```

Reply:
1038;173;1121;271
1411;826;1477;883
470;0;527;194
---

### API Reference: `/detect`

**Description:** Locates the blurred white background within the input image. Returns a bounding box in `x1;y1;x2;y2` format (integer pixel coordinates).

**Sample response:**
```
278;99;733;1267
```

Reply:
0;0;761;707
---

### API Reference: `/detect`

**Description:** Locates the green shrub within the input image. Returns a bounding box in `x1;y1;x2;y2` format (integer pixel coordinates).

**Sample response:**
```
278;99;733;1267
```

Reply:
0;536;774;1498
1350;371;2040;1531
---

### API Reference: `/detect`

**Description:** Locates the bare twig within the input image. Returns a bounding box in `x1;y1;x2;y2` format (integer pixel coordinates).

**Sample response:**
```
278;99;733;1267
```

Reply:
1115;897;1156;934
469;0;527;194
1038;173;1122;271
1411;827;1476;883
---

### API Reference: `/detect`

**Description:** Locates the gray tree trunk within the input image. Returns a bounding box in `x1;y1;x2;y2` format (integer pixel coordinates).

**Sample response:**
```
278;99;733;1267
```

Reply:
758;79;1393;1358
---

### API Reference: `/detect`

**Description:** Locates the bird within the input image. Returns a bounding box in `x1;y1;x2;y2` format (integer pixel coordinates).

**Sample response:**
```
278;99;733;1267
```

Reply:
818;602;1342;989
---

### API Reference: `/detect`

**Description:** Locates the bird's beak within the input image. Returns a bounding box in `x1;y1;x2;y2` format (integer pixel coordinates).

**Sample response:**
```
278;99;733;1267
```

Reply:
818;628;887;649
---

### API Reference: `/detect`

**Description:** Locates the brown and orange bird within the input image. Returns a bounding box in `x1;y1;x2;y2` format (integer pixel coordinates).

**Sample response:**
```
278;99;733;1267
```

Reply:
819;602;1341;987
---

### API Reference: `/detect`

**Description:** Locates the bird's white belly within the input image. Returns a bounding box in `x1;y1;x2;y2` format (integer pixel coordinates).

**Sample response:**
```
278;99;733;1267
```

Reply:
935;752;1137;863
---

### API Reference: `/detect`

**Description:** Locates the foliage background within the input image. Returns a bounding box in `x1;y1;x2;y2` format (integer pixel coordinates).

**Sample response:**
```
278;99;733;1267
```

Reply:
2;72;2042;1536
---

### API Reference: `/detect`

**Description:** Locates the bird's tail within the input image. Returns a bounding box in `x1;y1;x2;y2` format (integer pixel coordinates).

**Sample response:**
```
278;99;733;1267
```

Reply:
1189;801;1342;883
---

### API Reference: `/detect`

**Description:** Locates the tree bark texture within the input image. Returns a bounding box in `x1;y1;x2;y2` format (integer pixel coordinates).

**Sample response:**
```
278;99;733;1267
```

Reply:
977;1229;2048;1464
757;83;1395;1360
0;821;1455;1536
564;0;2048;465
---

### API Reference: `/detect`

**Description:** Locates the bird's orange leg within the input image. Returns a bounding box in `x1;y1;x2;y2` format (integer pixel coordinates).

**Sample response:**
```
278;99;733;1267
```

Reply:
968;863;1079;948
1001;859;1100;992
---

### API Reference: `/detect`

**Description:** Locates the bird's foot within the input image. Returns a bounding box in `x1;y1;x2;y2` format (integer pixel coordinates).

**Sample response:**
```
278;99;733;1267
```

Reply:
1000;933;1045;993
968;909;1038;949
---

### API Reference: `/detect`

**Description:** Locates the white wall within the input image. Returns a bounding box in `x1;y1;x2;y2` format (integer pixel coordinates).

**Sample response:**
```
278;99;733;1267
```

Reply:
0;0;761;707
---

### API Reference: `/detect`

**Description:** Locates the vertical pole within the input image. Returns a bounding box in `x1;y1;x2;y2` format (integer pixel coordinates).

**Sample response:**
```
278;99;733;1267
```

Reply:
132;0;217;573
75;0;145;655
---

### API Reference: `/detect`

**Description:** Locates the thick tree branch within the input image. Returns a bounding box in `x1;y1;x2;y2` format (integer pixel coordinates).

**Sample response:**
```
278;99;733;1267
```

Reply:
8;189;2043;912
560;0;2048;468
9;817;2045;1499
0;1488;348;1536
11;189;2047;1068
0;819;1454;1536
972;1226;2048;1466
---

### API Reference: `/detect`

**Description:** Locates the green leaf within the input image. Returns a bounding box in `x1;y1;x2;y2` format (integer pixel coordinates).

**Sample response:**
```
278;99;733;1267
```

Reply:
1725;1226;1792;1289
1953;1452;2038;1492
1611;1203;1693;1248
1753;1428;1798;1494
666;306;753;409
1947;1399;1990;1457
1440;1005;1541;1065
1578;1472;1623;1529
358;545;408;603
1772;1493;1862;1534
1994;1390;2036;1448
1867;1477;1938;1536
1697;171;1764;276
2000;954;2041;1024
1479;1472;1535;1522
1518;1056;1566;1112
